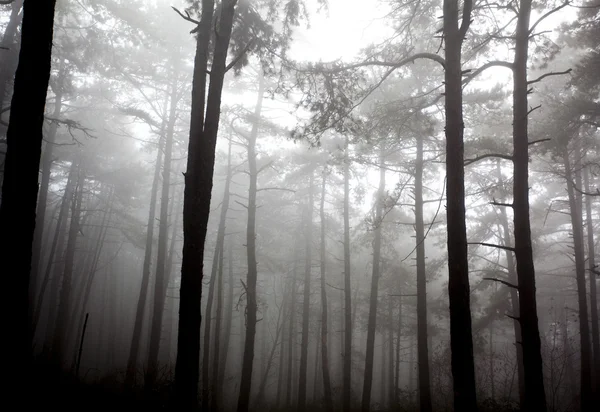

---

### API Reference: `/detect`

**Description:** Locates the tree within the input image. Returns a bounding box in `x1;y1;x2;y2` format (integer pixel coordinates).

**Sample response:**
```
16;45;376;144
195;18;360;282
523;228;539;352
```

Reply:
0;0;58;377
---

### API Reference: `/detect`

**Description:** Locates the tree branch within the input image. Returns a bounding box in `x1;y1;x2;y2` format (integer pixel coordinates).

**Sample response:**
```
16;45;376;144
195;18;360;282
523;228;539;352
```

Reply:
225;38;255;73
459;0;474;38
529;1;570;35
307;52;445;75
527;68;572;85
490;201;513;208
483;277;519;289
462;61;514;86
464;153;513;165
468;242;515;252
171;6;200;33
528;138;551;146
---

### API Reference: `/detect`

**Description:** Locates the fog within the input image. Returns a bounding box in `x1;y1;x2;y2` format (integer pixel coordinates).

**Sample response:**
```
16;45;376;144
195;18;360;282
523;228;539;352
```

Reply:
0;0;598;411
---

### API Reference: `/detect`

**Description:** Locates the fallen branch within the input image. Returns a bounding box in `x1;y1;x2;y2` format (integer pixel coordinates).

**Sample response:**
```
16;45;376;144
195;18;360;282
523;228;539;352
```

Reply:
483;277;518;289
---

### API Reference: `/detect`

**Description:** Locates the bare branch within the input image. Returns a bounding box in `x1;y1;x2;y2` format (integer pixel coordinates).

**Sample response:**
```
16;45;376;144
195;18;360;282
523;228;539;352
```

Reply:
256;187;296;193
528;104;542;115
527;68;572;85
572;185;600;197
462;61;514;86
483;277;519;289
225;38;255;73
490;201;513;208
171;6;200;32
468;242;515;252
464;153;513;165
529;2;570;35
528;138;551;146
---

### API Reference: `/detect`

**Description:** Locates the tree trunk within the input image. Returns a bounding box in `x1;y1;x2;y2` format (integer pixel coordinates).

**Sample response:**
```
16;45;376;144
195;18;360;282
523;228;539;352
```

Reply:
319;169;334;410
237;72;265;412
513;2;547;410
495;161;526;406
146;64;179;392
210;141;233;411
175;0;228;405
217;244;235;406
414;133;433;411
30;59;66;308
394;293;402;403
298;171;314;412
388;294;395;406
343;136;353;412
583;166;600;394
442;0;478;409
52;165;83;365
124;125;165;388
286;256;298;407
563;145;592;410
361;149;385;412
0;0;57;371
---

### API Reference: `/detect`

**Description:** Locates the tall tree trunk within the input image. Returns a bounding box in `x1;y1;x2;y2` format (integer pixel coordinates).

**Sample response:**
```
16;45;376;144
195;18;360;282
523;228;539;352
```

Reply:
0;0;58;372
513;2;547;410
583;166;600;393
0;0;23;113
388;296;395;406
210;141;233;411
176;0;237;406
342;136;353;412
217;244;235;406
443;0;477;410
414;133;433;411
124;126;165;387
30;59;66;307
237;73;264;412
495;160;526;406
298;171;314;412
563;145;592;410
32;167;72;335
319;169;334;410
52;165;83;365
395;293;402;403
146;65;179;392
361;149;385;412
286;257;298;407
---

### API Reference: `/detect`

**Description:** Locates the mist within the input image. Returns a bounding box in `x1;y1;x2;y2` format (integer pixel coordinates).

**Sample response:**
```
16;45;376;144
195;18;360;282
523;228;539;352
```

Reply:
0;0;598;411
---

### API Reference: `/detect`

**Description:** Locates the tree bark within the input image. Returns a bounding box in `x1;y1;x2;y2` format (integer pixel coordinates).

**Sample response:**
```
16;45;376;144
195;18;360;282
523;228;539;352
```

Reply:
415;133;433;411
146;63;179;392
583;166;600;395
563;145;593;410
0;0;23;114
237;72;265;412
124;121;165;387
342;136;353;412
210;140;233;411
361;149;385;412
319;169;333;410
0;0;57;372
175;0;238;407
298;171;314;412
443;0;478;409
217;243;235;406
52;164;83;365
512;1;547;410
495;161;526;406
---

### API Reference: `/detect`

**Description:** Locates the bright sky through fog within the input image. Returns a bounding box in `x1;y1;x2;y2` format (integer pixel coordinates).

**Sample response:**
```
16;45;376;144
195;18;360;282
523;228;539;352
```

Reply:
290;0;392;62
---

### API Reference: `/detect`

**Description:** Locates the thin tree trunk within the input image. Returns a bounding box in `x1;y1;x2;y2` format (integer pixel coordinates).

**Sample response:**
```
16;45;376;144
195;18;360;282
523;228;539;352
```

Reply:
217;244;235;406
563;145;592;410
319;170;333;410
495;161;526;406
388;296;394;406
361;149;385;412
210;141;233;411
124;110;166;388
52;164;83;365
286;256;298;407
584;166;600;393
0;0;58;371
443;0;477;409
30;59;66;306
298;171;315;412
146;65;179;391
343;136;353;412
415;133;433;411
